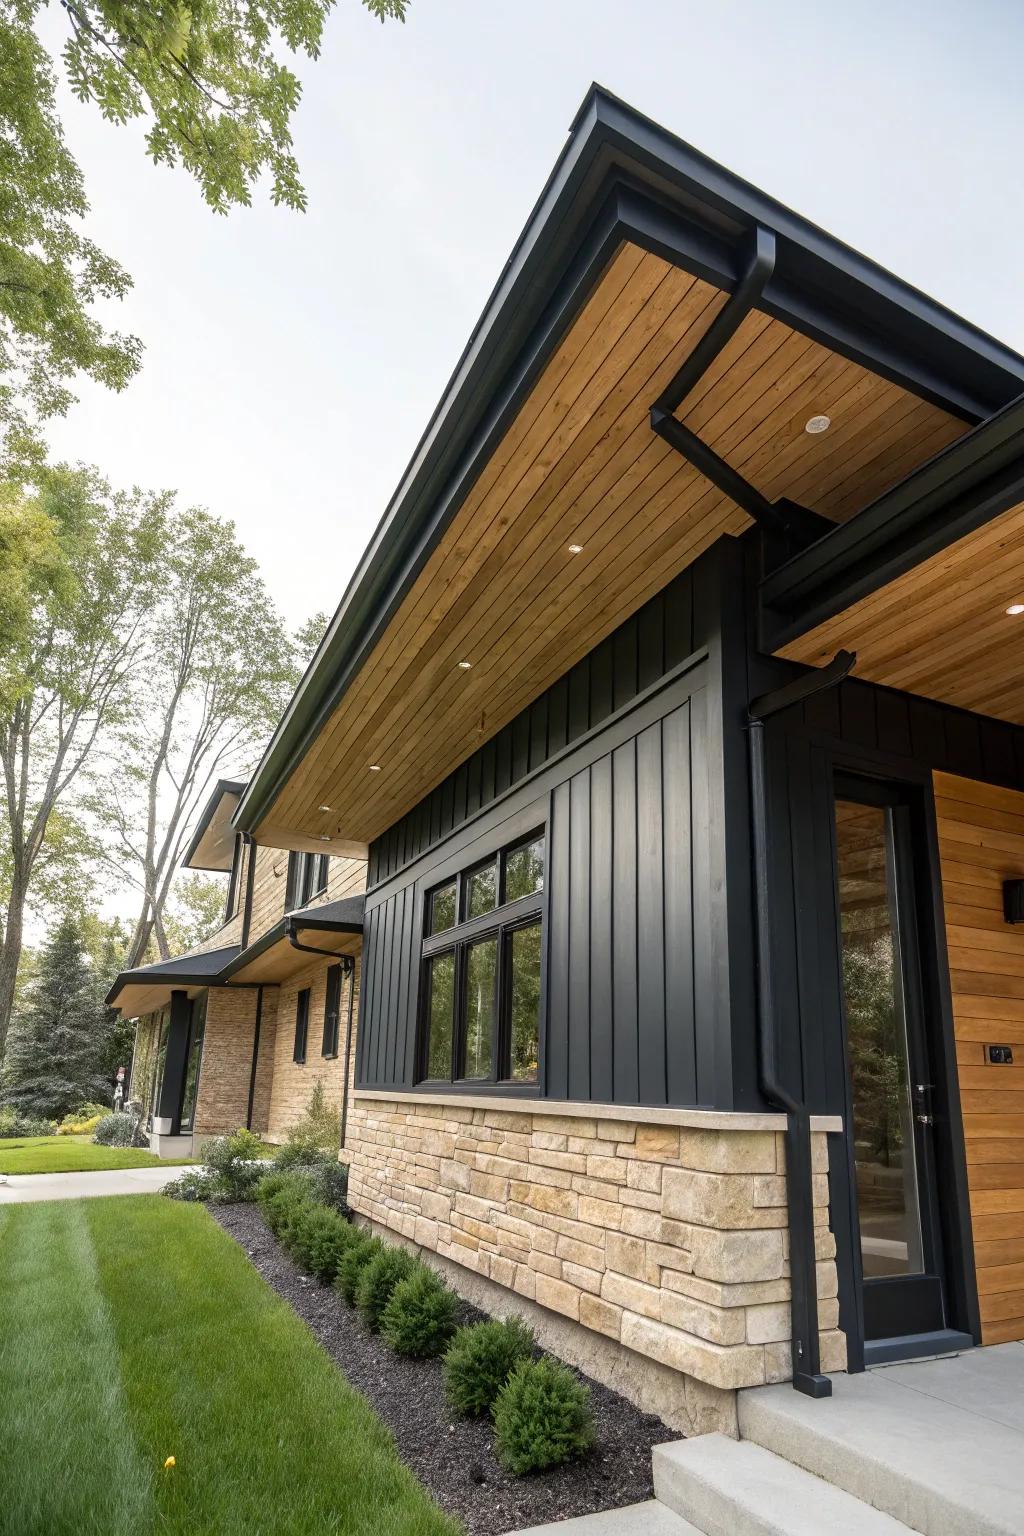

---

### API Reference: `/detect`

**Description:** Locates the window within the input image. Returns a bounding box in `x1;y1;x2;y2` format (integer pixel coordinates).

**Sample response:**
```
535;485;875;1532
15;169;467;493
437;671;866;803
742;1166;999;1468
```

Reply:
224;836;244;922
420;831;544;1087
179;995;207;1132
322;964;343;1058
285;851;330;911
293;987;311;1064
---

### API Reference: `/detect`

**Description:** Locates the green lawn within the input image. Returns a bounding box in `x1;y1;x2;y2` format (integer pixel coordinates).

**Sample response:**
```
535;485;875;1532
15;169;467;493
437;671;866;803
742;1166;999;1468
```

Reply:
0;1196;458;1536
0;1136;192;1174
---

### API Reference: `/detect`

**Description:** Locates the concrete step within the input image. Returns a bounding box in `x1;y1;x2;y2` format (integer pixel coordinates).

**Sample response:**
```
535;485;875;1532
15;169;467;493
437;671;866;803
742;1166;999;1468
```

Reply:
508;1498;702;1535
653;1434;915;1536
739;1364;1024;1536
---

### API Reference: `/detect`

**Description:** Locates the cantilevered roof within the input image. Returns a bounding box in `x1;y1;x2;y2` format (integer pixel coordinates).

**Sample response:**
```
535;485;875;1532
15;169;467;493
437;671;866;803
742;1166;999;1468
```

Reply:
182;779;246;872
234;85;1024;854
106;944;241;1017
222;895;364;986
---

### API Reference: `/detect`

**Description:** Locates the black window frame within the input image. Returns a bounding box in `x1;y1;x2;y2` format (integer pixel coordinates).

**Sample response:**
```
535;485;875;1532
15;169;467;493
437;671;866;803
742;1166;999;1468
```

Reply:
322;963;343;1058
293;987;311;1064
285;850;330;912
418;829;545;1089
224;836;244;922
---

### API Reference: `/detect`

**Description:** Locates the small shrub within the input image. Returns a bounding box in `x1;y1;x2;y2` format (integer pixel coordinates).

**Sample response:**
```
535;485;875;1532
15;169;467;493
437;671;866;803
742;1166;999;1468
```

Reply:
307;1157;349;1212
277;1079;340;1165
492;1358;595;1476
199;1127;268;1200
93;1112;146;1147
162;1169;220;1202
57;1102;108;1135
381;1268;457;1357
335;1233;382;1306
0;1109;55;1139
443;1316;535;1417
356;1245;418;1332
285;1205;354;1281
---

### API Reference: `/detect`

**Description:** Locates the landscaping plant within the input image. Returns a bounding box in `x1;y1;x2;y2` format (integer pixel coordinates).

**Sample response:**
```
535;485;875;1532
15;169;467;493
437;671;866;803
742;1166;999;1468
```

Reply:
336;1233;383;1306
162;1169;221;1202
381;1268;458;1358
93;1112;147;1148
0;1109;55;1139
199;1128;268;1200
443;1315;536;1417
285;1205;354;1282
492;1357;595;1476
275;1080;340;1167
356;1245;418;1332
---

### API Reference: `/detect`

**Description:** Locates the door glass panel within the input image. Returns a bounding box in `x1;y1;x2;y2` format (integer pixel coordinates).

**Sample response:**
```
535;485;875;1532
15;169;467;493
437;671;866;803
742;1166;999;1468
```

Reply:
179;995;206;1132
463;937;497;1079
835;799;924;1279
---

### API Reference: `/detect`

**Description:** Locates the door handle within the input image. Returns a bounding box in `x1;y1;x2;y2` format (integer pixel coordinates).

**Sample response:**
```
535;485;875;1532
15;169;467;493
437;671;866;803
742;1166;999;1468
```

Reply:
916;1113;934;1125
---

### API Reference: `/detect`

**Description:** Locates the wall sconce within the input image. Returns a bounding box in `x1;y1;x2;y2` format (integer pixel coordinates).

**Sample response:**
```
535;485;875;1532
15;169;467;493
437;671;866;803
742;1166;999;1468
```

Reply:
1003;879;1024;924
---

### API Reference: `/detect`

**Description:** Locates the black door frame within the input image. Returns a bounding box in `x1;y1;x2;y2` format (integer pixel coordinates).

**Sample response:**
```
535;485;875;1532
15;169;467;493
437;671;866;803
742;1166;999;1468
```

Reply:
824;752;980;1369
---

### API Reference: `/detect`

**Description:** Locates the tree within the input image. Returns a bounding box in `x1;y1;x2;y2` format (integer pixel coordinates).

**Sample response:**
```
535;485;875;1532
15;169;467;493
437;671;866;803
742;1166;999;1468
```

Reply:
88;506;312;971
0;466;165;1059
162;872;226;957
80;910;135;1081
1;0;408;471
1;911;114;1116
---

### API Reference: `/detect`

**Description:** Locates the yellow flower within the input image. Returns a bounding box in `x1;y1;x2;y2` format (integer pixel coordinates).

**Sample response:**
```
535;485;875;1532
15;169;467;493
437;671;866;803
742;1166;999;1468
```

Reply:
163;1456;176;1470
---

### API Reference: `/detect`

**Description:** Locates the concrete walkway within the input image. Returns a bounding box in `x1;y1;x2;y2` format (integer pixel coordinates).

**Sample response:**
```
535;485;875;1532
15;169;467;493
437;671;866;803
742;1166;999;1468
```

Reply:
0;1165;183;1203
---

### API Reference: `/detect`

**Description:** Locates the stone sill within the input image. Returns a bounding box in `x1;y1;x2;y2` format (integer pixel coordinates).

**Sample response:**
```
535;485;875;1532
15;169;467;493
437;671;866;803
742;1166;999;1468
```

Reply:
352;1089;842;1135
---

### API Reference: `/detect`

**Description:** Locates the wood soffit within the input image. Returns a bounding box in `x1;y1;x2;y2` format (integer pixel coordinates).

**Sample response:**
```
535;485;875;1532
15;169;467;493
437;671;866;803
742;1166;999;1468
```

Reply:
257;241;966;848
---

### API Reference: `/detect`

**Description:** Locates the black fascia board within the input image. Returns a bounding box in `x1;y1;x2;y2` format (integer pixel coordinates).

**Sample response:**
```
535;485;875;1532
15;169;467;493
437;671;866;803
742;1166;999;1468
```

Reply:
181;778;247;871
760;393;1024;650
234;84;1024;838
105;944;240;1005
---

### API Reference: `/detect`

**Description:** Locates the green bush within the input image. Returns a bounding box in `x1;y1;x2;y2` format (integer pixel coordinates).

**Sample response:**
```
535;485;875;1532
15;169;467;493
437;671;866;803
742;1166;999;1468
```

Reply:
199;1127;268;1199
492;1358;595;1476
381;1267;458;1357
92;1112;145;1147
443;1316;535;1417
162;1169;221;1202
276;1079;340;1165
335;1233;382;1306
284;1205;354;1281
0;1108;55;1139
356;1245;418;1332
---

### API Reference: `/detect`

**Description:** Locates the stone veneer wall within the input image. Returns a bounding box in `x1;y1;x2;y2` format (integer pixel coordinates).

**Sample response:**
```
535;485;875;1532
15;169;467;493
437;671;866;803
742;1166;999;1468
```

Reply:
193;989;262;1137
344;1095;844;1414
266;957;360;1141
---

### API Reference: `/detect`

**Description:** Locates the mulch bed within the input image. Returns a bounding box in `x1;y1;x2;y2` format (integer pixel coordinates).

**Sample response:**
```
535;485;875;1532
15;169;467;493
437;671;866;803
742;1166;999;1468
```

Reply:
212;1202;673;1534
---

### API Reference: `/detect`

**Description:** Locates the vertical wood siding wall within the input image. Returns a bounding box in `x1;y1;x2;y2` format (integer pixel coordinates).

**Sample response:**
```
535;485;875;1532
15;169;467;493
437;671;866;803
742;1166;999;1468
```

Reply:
935;771;1024;1344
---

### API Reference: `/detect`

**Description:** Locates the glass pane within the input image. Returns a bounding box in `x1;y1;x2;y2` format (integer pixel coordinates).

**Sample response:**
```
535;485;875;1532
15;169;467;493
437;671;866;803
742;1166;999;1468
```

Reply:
426;951;455;1078
179;996;206;1131
509;924;541;1083
429;881;457;935
463;938;497;1079
835;799;924;1279
466;860;498;920
504;837;545;904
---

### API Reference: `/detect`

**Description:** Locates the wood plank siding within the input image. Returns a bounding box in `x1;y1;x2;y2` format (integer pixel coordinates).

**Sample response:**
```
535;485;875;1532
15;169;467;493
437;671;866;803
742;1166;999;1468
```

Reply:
260;242;961;852
779;498;1024;727
935;771;1024;1344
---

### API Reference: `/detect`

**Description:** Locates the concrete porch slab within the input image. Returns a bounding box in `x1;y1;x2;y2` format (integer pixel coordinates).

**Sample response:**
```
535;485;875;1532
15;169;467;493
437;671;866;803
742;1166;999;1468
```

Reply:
509;1499;701;1535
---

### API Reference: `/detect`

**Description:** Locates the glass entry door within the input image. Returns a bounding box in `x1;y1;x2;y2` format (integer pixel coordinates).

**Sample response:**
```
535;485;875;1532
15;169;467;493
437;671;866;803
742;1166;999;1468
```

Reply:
834;777;948;1343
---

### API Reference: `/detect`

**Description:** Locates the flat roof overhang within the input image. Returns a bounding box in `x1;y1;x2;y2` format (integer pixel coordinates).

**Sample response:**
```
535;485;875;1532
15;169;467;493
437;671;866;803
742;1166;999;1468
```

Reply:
221;896;364;986
234;85;1024;852
182;780;246;871
761;397;1024;723
106;944;241;1018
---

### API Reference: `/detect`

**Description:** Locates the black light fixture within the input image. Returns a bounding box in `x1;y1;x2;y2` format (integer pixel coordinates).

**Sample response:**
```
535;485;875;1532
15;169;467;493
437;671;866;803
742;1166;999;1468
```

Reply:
1003;878;1024;924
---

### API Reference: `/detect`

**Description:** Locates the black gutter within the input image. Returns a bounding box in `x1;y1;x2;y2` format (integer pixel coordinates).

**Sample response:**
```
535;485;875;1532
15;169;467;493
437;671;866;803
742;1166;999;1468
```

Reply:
748;647;856;1398
760;393;1024;650
286;923;352;962
245;985;264;1131
234;85;1024;841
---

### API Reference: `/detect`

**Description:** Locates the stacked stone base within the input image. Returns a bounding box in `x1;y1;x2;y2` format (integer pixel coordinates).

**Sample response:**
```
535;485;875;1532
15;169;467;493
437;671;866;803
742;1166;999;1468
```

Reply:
344;1093;846;1433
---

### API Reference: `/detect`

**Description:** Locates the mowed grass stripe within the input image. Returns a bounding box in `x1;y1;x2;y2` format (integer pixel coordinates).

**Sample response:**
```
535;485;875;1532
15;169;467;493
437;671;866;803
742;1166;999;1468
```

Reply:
0;1136;192;1174
85;1196;458;1535
0;1200;155;1536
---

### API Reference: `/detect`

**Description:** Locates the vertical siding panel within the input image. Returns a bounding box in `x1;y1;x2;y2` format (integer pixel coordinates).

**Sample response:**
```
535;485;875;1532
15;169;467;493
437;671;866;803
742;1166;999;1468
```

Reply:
690;687;717;1105
361;906;380;1084
512;710;531;782
589;753;613;1101
377;894;397;1086
568;657;590;743
385;887;406;1084
529;695;548;772
663;700;696;1104
664;572;693;667
637;719;666;1103
568;769;592;1100
547;675;569;757
590;638;614;729
637;595;665;692
394;884;416;1084
546;780;572;1098
612;738;639;1103
371;899;390;1085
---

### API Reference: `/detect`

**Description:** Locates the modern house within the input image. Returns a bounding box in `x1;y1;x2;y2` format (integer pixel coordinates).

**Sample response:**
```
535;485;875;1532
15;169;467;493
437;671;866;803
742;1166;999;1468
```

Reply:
112;86;1024;1435
107;778;364;1156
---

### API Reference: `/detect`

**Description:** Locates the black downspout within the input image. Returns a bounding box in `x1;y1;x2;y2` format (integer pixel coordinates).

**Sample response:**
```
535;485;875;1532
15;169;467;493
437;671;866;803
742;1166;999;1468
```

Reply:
340;957;356;1150
748;647;856;1399
245;984;264;1131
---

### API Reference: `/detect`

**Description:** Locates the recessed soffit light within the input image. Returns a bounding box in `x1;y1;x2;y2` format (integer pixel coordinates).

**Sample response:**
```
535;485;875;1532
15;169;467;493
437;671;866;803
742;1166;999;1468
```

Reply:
805;414;831;435
457;660;472;670
369;764;382;772
567;543;584;555
1007;604;1024;616
318;804;332;812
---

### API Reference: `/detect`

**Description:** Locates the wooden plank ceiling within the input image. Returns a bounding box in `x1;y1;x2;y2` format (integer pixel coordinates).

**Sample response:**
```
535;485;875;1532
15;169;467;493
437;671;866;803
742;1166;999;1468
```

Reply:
262;240;964;848
779;498;1024;724
226;927;361;987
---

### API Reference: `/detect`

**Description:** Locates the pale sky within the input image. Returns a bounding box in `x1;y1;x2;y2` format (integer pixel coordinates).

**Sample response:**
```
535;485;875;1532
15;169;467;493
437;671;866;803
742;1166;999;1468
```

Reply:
39;0;1024;633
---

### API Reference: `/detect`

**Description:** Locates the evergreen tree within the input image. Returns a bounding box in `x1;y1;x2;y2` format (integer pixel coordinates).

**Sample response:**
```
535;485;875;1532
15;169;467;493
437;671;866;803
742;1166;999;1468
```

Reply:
1;914;113;1118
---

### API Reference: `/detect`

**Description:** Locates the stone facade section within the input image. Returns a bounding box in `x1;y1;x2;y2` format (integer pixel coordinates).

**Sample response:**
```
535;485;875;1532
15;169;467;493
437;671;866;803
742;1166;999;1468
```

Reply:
344;1098;845;1394
266;956;360;1141
193;988;262;1138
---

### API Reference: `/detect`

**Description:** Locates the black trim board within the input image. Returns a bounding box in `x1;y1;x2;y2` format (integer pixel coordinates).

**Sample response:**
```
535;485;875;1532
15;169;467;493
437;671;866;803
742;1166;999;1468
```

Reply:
235;84;1024;844
182;779;247;871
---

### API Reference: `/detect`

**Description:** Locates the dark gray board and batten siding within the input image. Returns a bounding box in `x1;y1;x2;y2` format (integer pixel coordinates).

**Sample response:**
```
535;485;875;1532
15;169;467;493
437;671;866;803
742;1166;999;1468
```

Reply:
358;557;733;1110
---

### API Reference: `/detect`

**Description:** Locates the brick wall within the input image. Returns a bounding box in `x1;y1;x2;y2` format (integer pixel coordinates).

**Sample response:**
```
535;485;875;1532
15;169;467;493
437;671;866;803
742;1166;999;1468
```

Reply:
266;957;360;1142
344;1095;844;1397
193;988;261;1137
